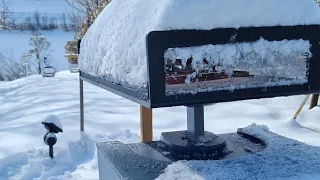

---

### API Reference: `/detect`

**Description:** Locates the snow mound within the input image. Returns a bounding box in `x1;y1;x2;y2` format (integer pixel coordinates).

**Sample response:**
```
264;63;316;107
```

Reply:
78;0;320;87
156;124;320;180
0;132;96;180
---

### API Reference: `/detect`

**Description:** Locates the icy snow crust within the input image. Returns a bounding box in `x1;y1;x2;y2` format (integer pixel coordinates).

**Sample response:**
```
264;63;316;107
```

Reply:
78;0;320;87
157;124;320;180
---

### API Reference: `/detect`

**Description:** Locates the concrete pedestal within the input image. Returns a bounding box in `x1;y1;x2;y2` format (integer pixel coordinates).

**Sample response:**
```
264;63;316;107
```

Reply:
97;131;265;180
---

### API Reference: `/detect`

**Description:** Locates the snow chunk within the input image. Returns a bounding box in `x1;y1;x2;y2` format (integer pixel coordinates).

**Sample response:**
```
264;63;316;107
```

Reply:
156;162;204;180
157;124;320;180
79;0;320;87
42;114;63;131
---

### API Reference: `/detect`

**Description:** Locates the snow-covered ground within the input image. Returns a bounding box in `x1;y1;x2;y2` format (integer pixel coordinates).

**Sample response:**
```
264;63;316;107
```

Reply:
0;30;73;72
0;72;320;179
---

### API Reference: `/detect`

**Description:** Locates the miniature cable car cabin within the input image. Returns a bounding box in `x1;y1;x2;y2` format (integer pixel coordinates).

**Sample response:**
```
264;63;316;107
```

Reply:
165;58;250;85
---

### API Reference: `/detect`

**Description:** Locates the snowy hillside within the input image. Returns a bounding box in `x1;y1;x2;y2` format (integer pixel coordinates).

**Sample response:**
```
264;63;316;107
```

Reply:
0;72;320;179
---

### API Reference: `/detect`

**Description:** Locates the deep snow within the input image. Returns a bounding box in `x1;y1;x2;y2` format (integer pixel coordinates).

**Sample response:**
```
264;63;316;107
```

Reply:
1;72;320;179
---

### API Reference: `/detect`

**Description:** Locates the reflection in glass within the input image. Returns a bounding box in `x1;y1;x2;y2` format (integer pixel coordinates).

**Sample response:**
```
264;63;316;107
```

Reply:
164;38;311;95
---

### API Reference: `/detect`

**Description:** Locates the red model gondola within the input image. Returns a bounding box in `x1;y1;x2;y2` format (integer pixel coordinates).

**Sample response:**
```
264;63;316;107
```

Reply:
165;59;250;85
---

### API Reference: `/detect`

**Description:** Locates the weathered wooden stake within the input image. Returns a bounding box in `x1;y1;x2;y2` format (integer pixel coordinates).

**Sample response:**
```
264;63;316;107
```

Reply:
309;93;319;109
140;106;152;142
80;79;84;131
293;95;310;120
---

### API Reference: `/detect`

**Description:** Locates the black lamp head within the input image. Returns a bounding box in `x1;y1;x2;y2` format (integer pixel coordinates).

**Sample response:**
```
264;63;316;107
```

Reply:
42;122;63;133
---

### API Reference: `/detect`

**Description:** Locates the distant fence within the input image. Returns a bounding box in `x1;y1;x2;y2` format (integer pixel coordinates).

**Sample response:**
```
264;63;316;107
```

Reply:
8;12;74;25
11;12;73;19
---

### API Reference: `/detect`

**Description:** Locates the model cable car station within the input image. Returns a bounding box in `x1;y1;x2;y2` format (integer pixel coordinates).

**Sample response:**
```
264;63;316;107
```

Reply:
77;1;320;179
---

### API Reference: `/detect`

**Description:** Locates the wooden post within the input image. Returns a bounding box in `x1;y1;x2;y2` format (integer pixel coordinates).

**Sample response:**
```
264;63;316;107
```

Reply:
310;93;319;109
140;106;152;142
293;95;310;120
80;79;84;131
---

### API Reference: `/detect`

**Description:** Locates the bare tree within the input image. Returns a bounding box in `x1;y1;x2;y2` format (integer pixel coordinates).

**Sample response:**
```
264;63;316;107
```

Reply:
64;0;110;18
41;14;49;30
23;17;36;31
48;17;57;30
61;13;69;31
33;11;41;29
0;52;23;81
28;33;52;74
0;0;12;30
64;0;111;37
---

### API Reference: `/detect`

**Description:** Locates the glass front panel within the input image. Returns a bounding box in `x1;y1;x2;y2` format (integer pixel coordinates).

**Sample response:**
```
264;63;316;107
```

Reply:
164;38;311;95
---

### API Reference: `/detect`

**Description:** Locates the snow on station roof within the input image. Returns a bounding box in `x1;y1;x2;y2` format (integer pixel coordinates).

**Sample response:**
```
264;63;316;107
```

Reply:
78;0;320;87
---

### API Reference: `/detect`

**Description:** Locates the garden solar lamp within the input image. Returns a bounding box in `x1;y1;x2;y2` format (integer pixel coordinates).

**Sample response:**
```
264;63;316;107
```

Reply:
42;115;63;159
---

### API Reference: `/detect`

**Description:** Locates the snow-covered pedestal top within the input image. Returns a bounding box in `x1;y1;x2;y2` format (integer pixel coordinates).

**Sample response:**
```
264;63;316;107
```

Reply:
78;0;320;87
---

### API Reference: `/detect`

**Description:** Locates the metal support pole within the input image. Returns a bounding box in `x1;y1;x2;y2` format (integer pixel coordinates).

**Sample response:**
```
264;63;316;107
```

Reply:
80;79;84;131
187;105;204;142
49;146;53;159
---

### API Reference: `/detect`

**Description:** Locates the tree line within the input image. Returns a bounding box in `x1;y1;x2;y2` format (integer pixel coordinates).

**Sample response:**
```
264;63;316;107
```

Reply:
1;11;78;31
0;0;82;32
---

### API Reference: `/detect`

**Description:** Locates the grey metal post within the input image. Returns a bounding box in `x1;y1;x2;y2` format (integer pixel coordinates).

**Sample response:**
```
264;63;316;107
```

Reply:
187;105;204;142
80;79;84;131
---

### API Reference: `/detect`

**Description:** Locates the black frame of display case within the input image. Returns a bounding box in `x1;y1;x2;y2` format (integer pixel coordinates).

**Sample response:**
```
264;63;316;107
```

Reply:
80;25;320;108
